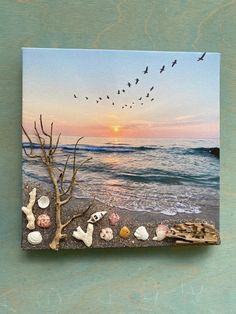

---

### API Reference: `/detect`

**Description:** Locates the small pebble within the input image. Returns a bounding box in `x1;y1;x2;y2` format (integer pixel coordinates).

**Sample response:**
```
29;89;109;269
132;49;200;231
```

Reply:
109;213;120;225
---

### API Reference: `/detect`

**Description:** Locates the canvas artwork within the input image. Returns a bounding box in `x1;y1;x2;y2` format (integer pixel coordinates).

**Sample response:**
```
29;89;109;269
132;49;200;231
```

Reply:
22;48;220;250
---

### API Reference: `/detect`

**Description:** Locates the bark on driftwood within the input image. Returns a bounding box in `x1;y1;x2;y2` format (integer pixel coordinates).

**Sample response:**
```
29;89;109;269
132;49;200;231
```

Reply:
167;222;219;244
22;115;93;250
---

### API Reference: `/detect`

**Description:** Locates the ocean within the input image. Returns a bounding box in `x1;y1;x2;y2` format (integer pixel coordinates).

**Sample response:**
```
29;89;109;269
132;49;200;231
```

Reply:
22;137;219;216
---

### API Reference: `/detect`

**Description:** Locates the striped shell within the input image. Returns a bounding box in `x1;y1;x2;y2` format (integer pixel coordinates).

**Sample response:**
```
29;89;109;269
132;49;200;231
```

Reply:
27;231;43;245
36;214;51;228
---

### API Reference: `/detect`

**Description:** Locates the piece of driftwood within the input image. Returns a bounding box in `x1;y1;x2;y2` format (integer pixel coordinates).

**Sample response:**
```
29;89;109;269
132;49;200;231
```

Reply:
167;222;219;244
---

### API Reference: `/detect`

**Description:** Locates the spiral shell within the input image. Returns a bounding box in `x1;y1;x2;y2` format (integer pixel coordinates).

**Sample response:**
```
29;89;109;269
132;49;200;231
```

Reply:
27;231;43;245
37;196;50;209
36;214;51;228
134;226;149;241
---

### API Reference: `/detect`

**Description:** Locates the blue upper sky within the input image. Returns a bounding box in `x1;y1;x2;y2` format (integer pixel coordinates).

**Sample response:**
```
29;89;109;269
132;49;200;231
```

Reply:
23;48;220;138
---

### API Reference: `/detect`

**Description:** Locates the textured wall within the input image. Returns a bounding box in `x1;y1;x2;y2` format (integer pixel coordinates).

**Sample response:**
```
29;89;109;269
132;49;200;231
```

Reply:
0;1;235;313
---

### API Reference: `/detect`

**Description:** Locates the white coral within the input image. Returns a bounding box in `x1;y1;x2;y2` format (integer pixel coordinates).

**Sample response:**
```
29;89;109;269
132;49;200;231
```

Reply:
72;223;94;247
22;188;37;230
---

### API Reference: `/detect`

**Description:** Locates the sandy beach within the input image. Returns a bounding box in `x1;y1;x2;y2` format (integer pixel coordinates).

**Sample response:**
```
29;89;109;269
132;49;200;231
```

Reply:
22;178;219;250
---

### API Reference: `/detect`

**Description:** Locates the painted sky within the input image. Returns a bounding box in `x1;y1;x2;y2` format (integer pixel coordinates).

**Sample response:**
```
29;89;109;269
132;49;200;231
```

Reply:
23;48;220;138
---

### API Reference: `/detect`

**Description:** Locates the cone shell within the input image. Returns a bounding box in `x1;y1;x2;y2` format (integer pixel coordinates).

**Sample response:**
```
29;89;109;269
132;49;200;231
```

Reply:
87;211;107;224
119;226;131;239
27;231;42;245
36;214;51;228
109;213;120;225
134;226;149;241
37;196;50;209
153;224;169;241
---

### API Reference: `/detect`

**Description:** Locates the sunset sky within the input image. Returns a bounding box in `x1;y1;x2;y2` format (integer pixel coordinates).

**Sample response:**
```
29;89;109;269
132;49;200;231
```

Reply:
23;48;220;139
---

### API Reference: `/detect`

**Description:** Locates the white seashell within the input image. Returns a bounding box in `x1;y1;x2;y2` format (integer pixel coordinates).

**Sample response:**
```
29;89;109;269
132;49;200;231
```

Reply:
153;224;169;241
134;226;149;241
100;228;113;241
37;196;50;209
87;211;107;224
27;231;43;245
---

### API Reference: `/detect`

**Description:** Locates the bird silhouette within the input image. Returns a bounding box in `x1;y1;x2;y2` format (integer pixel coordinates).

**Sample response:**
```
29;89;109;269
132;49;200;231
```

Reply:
74;94;77;98
141;103;143;105
107;96;110;99
85;97;88;100
122;89;125;93
150;86;154;91
125;104;127;107
172;59;177;67
198;52;206;61
122;106;124;109
143;66;148;74
146;93;149;98
135;78;139;84
130;106;132;108
128;82;131;87
160;66;165;73
96;100;99;103
117;90;120;94
138;97;142;101
99;97;102;100
151;98;154;101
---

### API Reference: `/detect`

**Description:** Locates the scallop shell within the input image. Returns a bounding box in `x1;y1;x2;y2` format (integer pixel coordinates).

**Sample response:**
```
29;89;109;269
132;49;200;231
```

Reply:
36;214;51;228
134;226;149;241
153;224;169;241
100;228;113;241
37;196;50;209
27;231;43;245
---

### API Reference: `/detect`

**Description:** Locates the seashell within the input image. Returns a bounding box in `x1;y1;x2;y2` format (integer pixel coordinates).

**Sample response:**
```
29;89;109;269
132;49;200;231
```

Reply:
134;226;149;241
119;226;131;239
109;212;120;225
87;211;107;224
100;227;113;241
153;224;169;241
27;231;43;245
37;196;50;209
36;214;51;228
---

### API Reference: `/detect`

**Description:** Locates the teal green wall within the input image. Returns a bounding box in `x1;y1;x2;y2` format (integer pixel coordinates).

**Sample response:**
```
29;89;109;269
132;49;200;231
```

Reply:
0;1;235;313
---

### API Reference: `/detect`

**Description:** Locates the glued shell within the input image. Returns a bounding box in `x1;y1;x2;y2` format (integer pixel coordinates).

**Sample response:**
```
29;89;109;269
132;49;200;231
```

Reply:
37;196;50;209
153;224;169;241
37;214;51;228
100;228;113;241
119;226;131;239
109;213;120;225
134;226;149;241
87;211;107;224
27;231;43;245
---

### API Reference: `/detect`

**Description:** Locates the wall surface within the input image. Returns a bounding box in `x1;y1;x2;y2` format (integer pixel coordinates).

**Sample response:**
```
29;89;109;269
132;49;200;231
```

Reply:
0;1;235;313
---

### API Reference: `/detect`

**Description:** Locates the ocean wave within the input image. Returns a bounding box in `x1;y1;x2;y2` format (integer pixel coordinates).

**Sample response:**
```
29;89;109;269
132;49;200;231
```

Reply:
61;144;157;153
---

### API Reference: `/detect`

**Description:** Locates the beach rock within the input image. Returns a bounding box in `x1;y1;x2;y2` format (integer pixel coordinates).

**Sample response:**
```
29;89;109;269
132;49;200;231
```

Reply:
109;212;120;225
36;214;51;228
87;211;107;224
119;226;131;239
134;226;149;241
37;195;50;209
153;224;169;241
209;147;219;158
100;228;113;241
27;231;43;245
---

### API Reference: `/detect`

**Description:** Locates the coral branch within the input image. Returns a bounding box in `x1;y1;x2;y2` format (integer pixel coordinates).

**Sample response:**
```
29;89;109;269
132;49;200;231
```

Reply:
22;188;36;230
72;223;94;247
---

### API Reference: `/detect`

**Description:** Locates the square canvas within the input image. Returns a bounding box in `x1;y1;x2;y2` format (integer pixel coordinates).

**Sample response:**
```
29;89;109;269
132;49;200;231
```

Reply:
22;48;220;250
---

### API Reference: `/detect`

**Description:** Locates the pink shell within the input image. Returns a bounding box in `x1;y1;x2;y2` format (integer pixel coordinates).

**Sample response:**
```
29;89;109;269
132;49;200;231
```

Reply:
156;224;169;234
109;213;120;225
36;214;51;228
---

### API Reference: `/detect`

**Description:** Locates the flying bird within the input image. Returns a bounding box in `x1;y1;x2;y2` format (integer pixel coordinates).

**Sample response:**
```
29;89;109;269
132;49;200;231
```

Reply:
150;86;154;91
107;95;110;99
112;102;115;106
146;93;149;98
99;97;102;100
125;104;127;107
143;66;148;74
122;89;125;93
138;97;142;101
198;52;206;61
128;82;131;87
172;59;177;67
122;106;124;109
151;98;154;101
130;106;132;108
74;94;77;98
85;97;88;100
160;66;165;73
96;100;99;103
117;90;120;94
135;78;139;84
141;103;143;105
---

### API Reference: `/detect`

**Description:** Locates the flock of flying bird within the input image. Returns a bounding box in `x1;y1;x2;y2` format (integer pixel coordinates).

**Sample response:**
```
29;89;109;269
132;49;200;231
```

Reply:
73;52;207;110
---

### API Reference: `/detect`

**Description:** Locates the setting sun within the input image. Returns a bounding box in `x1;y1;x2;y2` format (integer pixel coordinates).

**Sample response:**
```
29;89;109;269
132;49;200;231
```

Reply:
112;125;120;133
